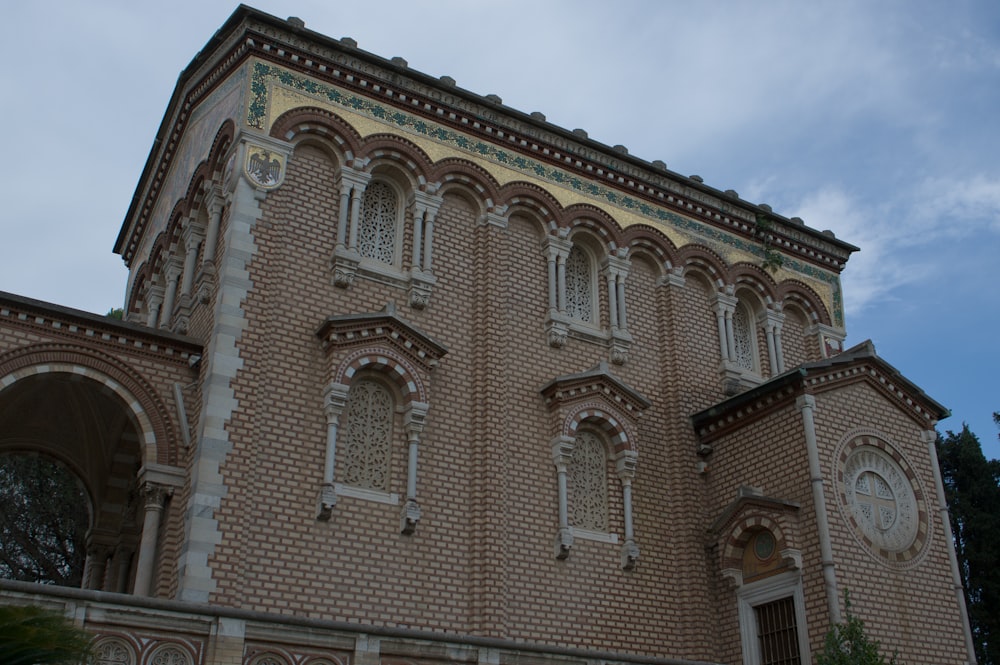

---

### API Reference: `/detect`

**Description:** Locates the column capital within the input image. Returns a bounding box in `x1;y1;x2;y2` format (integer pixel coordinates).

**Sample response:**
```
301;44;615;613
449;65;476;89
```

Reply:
658;266;686;288
759;308;785;330
711;290;738;314
138;482;171;517
164;258;184;282
323;382;351;421
337;164;372;191
602;253;631;277
615;449;638;480
551;435;575;468
541;234;572;260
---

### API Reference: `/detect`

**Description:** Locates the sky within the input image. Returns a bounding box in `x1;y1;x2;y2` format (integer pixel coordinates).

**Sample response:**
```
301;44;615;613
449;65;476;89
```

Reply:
0;1;997;458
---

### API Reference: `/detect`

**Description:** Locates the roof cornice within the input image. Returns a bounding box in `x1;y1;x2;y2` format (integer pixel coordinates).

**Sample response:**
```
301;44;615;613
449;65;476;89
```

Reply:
117;5;858;272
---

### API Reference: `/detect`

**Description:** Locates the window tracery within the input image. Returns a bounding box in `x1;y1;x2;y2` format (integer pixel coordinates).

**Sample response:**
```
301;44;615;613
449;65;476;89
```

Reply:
339;379;394;492
733;302;756;372
358;180;398;265
565;245;594;323
569;430;608;532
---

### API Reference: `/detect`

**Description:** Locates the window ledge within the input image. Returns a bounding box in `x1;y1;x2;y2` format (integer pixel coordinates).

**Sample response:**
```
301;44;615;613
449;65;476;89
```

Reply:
574;528;619;544
334;483;400;505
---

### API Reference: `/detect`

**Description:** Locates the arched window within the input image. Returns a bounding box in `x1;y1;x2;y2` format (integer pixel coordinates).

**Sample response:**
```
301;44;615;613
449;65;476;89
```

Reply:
733;300;758;373
339;379;394;492
569;430;608;532
358;180;399;265
565;244;594;323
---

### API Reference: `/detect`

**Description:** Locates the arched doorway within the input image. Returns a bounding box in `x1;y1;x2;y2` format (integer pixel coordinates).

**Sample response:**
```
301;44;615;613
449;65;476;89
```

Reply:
0;346;183;596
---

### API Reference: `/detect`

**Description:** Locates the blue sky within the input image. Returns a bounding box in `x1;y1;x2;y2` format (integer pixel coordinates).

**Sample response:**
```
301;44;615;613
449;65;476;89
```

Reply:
1;1;997;457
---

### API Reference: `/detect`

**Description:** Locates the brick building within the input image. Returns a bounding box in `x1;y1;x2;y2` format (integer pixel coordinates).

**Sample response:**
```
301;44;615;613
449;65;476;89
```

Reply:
0;6;976;665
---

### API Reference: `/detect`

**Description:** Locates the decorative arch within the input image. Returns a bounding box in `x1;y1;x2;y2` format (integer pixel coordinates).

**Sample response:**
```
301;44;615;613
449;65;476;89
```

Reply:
247;651;293;665
730;263;778;307
0;344;179;466
677;245;728;289
333;346;428;406
562;401;637;456
269;107;363;162
721;515;793;572
208;119;236;176
143;642;195;665
623;225;679;277
430;157;503;210
777;279;831;326
498;181;563;232
358;134;434;190
564;204;624;249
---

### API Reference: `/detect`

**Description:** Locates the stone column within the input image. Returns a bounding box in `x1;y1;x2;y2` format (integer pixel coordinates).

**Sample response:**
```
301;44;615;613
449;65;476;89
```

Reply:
401;403;429;534
711;291;738;362
159;260;183;328
551;435;575;559
616;450;639;570
82;541;111;590
133;482;170;596
797;394;841;624
761;310;785;375
201;188;224;270
146;285;164;328
318;382;349;520
180;224;205;298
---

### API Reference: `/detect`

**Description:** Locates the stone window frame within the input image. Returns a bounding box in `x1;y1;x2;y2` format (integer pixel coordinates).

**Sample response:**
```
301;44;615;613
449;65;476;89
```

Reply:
710;493;808;665
542;229;633;365
541;363;649;569
332;166;442;310
737;570;811;665
316;305;447;534
713;286;787;394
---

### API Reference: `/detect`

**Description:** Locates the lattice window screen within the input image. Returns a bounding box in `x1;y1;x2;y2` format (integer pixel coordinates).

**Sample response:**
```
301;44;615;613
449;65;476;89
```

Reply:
340;379;393;491
570;430;608;531
359;181;398;264
733;303;756;371
565;245;593;322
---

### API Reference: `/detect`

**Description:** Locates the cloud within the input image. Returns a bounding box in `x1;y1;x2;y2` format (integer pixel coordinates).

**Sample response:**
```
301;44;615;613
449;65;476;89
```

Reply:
790;187;915;316
910;175;1000;236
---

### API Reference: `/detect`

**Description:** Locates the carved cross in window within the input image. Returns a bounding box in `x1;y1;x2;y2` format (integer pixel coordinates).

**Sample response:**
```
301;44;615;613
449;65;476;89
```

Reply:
855;471;896;531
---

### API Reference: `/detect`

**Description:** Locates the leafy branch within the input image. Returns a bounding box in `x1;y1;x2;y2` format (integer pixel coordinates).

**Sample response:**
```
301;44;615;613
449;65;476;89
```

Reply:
755;213;784;273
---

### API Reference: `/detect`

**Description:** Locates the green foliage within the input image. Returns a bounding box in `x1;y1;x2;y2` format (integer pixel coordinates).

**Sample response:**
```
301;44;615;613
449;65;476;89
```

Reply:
937;424;1000;665
105;308;124;320
0;454;89;586
815;595;900;665
0;605;93;665
754;214;784;273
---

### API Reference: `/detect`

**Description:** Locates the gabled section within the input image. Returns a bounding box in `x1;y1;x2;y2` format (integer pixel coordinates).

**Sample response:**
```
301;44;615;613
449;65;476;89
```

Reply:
315;302;448;372
692;340;949;444
540;360;652;419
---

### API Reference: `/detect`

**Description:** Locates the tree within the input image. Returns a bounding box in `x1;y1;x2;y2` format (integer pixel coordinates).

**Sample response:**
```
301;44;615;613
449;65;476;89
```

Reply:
0;605;94;665
815;592;900;665
937;424;1000;665
0;454;90;587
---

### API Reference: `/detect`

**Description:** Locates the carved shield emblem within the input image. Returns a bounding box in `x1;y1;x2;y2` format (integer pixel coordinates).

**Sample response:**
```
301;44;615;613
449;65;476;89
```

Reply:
244;144;285;189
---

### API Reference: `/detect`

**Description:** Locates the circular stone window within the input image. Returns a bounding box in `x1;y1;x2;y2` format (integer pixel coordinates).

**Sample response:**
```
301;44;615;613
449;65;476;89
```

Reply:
834;434;930;567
